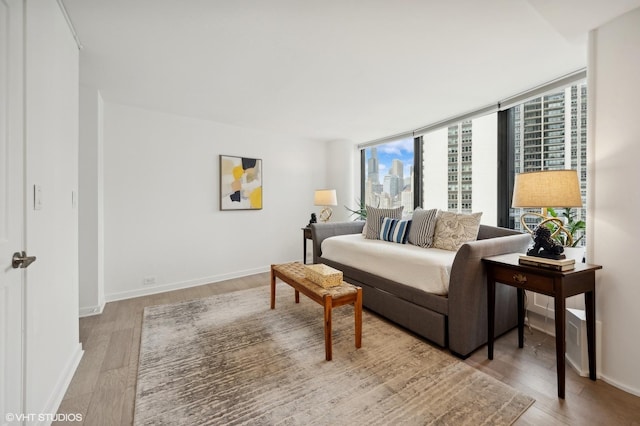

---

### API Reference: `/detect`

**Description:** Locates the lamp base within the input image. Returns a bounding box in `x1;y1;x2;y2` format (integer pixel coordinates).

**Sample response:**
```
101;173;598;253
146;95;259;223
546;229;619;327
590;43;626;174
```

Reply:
519;212;574;247
319;207;333;222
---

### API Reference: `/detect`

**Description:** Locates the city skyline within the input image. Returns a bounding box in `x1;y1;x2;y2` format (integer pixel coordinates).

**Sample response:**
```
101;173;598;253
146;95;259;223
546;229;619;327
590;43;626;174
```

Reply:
368;138;414;184
364;138;414;211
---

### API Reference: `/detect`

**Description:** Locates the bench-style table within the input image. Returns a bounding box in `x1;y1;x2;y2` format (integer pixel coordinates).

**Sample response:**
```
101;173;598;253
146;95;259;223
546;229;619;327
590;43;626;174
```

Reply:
270;262;362;361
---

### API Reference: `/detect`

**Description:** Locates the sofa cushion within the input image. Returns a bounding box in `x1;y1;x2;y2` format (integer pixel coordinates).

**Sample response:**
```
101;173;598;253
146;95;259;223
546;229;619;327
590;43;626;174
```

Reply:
432;211;483;251
321;234;455;295
365;206;404;240
408;207;438;247
379;217;411;243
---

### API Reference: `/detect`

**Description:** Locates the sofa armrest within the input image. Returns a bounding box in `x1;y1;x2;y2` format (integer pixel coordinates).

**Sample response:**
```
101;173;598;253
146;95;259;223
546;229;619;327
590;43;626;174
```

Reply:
447;232;530;356
310;222;365;263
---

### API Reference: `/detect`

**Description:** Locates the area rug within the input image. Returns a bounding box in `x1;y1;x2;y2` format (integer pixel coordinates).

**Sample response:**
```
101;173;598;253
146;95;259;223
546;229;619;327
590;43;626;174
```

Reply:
134;285;534;425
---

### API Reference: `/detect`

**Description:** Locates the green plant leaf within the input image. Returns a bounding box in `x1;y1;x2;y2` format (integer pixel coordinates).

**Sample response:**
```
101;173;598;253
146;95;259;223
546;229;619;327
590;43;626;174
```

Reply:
543;207;586;247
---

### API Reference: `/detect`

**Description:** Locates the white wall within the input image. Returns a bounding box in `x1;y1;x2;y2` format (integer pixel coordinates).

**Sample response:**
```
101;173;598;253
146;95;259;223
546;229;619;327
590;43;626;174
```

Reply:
24;0;82;417
101;102;326;301
589;6;640;396
326;140;356;222
78;87;105;316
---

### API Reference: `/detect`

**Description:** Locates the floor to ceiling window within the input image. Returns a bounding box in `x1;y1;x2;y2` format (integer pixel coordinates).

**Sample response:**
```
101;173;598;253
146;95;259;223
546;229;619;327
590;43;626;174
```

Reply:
507;82;588;245
420;114;498;224
357;76;587;239
362;138;416;214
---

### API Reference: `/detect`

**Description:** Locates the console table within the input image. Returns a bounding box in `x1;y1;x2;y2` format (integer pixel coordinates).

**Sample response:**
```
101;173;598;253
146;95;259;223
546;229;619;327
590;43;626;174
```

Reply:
483;253;602;399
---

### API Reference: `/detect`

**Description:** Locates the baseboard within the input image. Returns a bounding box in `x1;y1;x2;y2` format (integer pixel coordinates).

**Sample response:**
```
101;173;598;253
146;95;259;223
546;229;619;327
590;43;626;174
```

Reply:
105;265;271;302
599;374;640;397
79;303;105;318
36;343;84;425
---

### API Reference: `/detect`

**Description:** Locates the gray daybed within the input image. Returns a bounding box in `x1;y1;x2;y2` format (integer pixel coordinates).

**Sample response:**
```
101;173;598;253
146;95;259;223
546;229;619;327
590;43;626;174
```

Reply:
310;221;530;358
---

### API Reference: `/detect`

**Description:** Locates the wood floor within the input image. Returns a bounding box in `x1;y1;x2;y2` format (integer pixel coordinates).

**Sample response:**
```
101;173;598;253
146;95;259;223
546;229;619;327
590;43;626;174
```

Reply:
56;273;640;425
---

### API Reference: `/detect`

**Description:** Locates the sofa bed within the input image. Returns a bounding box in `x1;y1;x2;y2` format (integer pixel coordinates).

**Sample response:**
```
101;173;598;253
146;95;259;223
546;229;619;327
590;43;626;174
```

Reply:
310;207;530;358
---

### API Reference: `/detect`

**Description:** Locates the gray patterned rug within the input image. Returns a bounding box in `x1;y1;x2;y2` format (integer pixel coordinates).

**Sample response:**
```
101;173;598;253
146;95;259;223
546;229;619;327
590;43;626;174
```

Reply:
134;285;534;425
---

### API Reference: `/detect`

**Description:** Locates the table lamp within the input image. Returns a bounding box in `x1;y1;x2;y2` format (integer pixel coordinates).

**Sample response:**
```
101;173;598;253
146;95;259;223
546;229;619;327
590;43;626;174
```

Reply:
512;170;582;247
314;189;337;222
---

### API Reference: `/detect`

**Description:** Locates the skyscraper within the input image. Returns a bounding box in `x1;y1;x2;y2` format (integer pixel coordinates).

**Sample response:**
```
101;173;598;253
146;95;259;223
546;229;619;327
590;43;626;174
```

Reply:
383;174;403;199
447;121;473;213
367;147;379;184
511;83;588;241
390;159;404;181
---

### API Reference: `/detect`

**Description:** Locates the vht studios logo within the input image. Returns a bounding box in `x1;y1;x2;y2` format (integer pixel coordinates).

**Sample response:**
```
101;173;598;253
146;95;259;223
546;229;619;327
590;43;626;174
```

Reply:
5;413;83;423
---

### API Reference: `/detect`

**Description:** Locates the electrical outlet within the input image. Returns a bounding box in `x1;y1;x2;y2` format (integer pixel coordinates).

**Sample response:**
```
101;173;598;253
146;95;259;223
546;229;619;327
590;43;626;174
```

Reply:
143;276;156;285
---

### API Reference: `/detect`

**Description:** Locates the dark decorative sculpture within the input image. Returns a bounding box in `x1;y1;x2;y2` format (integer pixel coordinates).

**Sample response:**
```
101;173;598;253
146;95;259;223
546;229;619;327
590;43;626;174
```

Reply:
527;225;565;259
307;213;317;227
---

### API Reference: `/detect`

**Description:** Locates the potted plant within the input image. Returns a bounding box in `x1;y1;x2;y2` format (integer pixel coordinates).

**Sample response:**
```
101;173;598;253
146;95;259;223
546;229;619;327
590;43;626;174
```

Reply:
345;198;370;220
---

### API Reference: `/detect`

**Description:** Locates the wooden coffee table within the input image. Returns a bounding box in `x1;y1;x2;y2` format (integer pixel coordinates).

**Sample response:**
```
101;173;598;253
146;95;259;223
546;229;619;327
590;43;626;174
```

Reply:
270;262;362;361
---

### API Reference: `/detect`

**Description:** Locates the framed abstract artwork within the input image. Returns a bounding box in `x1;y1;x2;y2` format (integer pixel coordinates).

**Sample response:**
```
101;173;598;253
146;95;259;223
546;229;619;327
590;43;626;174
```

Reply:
219;155;263;210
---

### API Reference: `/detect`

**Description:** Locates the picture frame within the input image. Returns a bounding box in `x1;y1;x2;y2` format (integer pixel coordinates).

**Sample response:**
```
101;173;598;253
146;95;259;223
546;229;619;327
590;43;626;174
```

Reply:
219;155;263;210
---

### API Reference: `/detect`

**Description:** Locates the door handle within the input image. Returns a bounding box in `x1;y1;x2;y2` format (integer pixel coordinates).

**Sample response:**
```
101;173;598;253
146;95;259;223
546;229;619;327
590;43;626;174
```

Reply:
12;251;37;269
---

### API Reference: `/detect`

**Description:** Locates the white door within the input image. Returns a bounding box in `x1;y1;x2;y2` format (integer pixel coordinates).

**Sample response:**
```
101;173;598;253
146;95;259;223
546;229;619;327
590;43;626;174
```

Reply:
1;0;26;424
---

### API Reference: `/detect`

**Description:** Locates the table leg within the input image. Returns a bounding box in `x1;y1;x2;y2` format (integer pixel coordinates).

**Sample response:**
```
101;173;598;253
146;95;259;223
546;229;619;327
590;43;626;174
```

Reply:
324;295;333;361
303;234;307;264
554;292;567;399
487;276;496;360
354;288;362;349
270;266;276;309
295;290;300;304
517;288;525;348
585;290;597;381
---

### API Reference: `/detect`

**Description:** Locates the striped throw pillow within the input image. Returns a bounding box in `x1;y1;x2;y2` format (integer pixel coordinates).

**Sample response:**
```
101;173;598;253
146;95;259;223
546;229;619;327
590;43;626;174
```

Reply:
379;217;412;244
408;207;438;247
365;206;404;240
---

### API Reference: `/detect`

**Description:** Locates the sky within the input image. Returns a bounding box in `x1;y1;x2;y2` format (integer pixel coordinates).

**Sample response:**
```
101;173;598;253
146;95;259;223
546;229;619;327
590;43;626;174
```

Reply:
367;137;414;182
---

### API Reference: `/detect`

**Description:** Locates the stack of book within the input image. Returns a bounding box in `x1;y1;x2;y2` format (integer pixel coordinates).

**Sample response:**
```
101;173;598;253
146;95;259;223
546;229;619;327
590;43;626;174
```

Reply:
518;255;575;271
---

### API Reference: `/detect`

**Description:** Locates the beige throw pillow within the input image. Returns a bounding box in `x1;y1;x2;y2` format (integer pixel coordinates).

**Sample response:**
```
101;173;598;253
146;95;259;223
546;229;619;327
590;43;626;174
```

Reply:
432;211;483;251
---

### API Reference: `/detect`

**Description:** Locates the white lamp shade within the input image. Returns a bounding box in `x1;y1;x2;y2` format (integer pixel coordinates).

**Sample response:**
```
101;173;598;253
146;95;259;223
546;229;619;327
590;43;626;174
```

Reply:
512;170;582;208
314;189;337;206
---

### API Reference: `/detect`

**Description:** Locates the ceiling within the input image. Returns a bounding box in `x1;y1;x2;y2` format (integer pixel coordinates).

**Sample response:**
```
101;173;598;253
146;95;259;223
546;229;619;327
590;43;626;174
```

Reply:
62;0;640;143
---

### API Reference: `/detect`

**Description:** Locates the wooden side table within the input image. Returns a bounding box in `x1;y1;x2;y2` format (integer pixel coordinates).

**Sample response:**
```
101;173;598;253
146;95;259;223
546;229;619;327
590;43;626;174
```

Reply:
302;226;312;264
483;253;602;399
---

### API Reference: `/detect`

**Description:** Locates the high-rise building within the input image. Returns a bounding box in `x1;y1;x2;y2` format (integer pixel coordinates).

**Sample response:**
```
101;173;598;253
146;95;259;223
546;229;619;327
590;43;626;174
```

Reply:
447;121;473;213
511;83;588;242
367;147;380;184
383;174;403;200
390;159;404;181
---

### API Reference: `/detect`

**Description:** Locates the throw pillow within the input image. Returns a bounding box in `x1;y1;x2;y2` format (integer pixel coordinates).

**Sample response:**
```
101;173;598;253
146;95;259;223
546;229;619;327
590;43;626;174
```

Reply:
407;207;438;247
365;205;404;240
432;211;483;251
379;217;412;244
